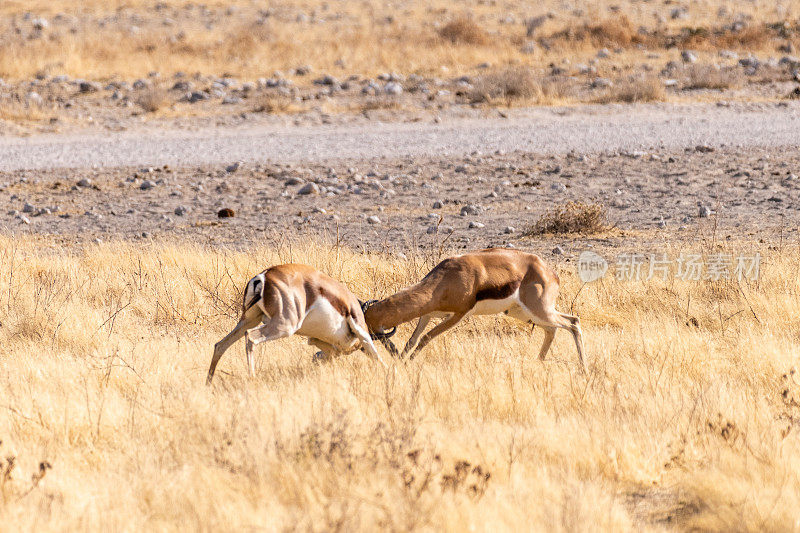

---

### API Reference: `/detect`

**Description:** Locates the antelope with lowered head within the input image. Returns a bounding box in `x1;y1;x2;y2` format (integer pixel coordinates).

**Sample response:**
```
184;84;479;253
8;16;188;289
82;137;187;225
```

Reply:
207;264;386;384
362;248;586;370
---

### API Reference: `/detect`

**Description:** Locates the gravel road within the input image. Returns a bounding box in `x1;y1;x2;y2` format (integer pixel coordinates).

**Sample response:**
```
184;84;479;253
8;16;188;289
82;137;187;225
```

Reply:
1;103;799;171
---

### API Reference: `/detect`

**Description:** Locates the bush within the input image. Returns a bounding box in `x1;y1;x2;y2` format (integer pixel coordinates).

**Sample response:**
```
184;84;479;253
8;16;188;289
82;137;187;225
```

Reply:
525;201;608;235
593;77;665;104
438;16;489;45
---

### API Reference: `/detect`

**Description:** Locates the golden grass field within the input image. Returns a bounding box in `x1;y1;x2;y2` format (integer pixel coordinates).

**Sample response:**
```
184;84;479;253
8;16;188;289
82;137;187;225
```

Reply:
0;0;797;81
1;235;799;530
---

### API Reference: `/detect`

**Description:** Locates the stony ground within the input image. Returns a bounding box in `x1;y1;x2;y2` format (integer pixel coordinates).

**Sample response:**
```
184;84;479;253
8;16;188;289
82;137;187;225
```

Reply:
2;146;797;261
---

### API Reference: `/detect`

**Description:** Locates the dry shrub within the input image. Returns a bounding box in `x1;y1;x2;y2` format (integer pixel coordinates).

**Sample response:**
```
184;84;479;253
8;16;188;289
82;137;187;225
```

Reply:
525;201;608;235
469;68;572;104
593;77;665;104
438;16;489;45
251;94;297;114
685;65;741;90
135;87;168;113
549;16;642;48
0;97;51;123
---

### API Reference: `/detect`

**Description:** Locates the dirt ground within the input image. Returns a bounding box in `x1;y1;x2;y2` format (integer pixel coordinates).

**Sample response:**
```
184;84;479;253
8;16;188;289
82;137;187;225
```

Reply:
2;146;797;261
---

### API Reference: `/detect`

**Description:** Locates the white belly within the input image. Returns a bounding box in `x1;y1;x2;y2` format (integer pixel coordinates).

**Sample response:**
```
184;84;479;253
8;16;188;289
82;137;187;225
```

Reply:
297;298;354;348
470;290;521;316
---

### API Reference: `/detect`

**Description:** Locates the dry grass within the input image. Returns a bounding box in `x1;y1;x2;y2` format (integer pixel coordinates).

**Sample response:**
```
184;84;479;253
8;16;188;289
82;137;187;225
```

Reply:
0;0;795;82
134;87;169;113
593;78;666;104
0;97;51;123
469;68;573;105
251;94;300;114
525;201;609;235
438;16;490;45
685;65;742;90
1;236;799;530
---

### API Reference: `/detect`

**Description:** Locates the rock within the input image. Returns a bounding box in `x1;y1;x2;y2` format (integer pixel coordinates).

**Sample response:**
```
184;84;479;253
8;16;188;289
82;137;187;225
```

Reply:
217;208;235;218
432;200;443;209
597;48;611;59
221;96;241;105
77;178;92;187
695;145;715;153
384;82;403;95
552;246;564;255
698;205;711;218
284;177;304;186
187;91;207;103
550;183;567;192
93;238;103;245
22;203;35;213
503;226;515;234
31;17;49;30
140;180;155;190
366;215;381;224
298;183;320;195
657;217;667;229
79;81;101;93
719;50;738;60
17;215;30;224
591;77;613;88
468;221;485;229
681;50;698;63
225;161;241;173
460;204;480;216
174;206;188;216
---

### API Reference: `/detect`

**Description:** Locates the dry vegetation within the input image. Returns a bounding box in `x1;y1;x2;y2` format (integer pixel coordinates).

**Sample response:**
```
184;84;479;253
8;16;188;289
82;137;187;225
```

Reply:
1;236;799;530
685;65;743;90
593;78;666;104
0;0;796;82
526;201;609;236
469;68;573;105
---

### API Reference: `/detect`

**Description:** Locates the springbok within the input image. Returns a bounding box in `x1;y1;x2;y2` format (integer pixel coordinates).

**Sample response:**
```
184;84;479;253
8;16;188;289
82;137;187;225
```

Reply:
206;264;386;384
362;248;586;370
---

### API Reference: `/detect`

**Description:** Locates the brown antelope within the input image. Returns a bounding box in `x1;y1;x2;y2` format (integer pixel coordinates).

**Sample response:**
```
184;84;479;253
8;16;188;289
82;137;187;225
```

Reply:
362;248;586;370
207;264;386;384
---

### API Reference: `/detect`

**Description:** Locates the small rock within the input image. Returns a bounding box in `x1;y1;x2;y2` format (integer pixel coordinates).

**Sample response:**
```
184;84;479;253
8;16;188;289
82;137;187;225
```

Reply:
698;205;711;218
174;206;188;216
22;203;35;213
225;161;241;173
217;208;235;218
77;178;92;187
597;48;611;59
681;50;698;63
298;183;320;195
367;215;381;224
551;183;567;192
552;246;564;255
384;82;403;95
140;180;155;190
79;81;101;93
432;200;443;209
468;221;485;229
460;204;480;216
284;176;304;186
503;226;515;234
695;145;715;153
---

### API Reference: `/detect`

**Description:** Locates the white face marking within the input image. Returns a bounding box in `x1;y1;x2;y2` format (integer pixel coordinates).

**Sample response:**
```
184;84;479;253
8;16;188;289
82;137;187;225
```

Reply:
470;289;521;316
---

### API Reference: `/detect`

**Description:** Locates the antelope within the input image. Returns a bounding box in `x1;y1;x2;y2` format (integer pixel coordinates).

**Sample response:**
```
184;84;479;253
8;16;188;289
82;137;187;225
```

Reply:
206;264;386;385
362;248;586;370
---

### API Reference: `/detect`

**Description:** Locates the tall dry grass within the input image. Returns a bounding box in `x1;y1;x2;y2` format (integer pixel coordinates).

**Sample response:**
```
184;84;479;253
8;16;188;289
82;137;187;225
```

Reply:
0;0;795;81
0;236;799;530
